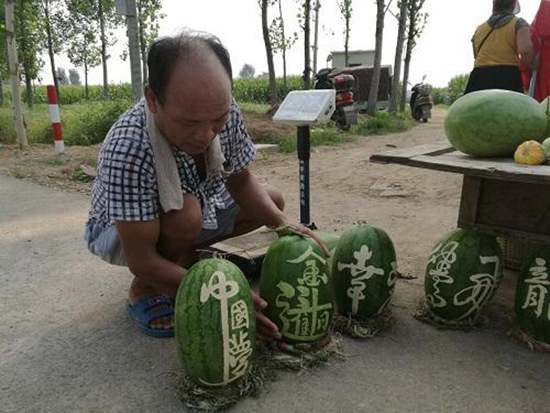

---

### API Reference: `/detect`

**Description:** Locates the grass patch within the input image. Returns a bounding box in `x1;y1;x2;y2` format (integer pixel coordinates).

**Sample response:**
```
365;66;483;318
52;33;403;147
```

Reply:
352;110;414;136
42;155;70;166
239;102;272;114
270;125;353;154
0;100;133;146
11;166;27;179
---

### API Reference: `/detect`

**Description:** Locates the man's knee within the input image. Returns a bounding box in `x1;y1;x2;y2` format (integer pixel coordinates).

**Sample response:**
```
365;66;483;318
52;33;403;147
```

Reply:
267;185;285;211
160;195;203;246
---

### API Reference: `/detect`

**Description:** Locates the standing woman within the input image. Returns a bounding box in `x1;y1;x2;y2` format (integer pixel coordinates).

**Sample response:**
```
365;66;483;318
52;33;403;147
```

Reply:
464;0;537;94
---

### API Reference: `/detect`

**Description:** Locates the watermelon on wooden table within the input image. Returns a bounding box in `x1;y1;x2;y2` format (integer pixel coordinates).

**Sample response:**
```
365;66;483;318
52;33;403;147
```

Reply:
444;90;547;157
424;229;502;322
260;234;334;343
331;223;398;319
515;246;550;345
175;258;256;387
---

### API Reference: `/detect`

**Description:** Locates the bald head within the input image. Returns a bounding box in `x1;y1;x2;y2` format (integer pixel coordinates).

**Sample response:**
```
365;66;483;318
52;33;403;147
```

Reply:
147;31;233;106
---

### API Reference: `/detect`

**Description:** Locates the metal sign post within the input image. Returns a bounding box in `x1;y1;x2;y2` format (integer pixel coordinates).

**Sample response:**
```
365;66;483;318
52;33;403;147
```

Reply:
273;90;335;228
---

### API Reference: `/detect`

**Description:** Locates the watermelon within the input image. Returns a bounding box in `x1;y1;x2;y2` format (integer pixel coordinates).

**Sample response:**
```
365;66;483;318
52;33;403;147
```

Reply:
260;234;334;343
444;90;547;157
316;231;340;272
331;224;398;318
424;229;503;322
515;246;550;344
541;97;550;138
175;258;256;387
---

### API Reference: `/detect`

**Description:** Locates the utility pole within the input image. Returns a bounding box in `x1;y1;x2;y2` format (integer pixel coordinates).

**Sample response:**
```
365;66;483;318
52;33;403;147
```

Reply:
5;0;28;150
116;0;143;101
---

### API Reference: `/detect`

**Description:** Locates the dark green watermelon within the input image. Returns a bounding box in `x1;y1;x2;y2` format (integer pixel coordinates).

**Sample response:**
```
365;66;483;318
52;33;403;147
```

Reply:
260;234;334;343
331;224;398;318
316;231;340;273
424;229;502;322
515;246;550;344
175;258;256;387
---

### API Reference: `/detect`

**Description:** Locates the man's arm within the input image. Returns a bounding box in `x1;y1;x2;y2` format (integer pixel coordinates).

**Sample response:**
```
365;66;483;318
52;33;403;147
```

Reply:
225;168;286;229
116;219;186;295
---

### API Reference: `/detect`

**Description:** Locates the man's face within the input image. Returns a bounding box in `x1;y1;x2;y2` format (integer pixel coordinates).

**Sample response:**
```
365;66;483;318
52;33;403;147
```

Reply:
146;57;232;155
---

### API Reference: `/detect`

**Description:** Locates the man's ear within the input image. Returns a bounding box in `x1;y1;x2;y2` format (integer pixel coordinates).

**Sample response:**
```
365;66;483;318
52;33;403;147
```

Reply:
144;85;160;114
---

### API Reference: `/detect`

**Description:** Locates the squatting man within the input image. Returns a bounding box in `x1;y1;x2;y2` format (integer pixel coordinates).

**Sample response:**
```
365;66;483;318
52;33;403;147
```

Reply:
84;30;327;340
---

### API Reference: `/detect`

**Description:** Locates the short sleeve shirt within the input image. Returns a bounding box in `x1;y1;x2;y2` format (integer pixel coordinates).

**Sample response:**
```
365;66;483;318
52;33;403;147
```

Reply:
87;98;256;231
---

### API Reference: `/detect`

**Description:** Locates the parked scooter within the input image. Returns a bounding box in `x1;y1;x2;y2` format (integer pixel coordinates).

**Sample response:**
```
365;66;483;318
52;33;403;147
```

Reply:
314;68;358;131
410;75;433;123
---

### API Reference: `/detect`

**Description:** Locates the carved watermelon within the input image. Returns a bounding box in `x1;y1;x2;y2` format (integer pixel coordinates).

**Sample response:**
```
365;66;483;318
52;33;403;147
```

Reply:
445;90;547;157
515;246;550;345
175;258;256;387
260;234;334;343
331;224;398;318
424;229;502;322
317;231;340;272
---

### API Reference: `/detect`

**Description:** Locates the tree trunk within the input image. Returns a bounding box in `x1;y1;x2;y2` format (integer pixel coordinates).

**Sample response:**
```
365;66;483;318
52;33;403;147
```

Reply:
389;0;408;114
367;0;385;115
20;31;34;108
44;0;59;101
261;0;277;105
312;0;320;75
6;0;28;150
125;0;143;101
0;78;4;107
137;0;148;83
98;0;109;97
24;64;33;108
302;0;311;89
344;9;349;67
400;5;416;112
279;0;287;90
84;60;89;99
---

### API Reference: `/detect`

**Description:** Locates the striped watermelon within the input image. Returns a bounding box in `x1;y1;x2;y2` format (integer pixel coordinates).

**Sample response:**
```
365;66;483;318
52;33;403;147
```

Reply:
424;229;502;322
317;231;340;272
331;224;398;318
515;246;550;344
175;258;256;387
260;234;334;344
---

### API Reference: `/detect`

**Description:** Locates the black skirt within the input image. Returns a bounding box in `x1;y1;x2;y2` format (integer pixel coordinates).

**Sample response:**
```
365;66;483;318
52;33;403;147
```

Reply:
464;65;524;94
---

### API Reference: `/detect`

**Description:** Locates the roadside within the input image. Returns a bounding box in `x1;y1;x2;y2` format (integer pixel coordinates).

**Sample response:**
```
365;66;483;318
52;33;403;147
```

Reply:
2;108;550;412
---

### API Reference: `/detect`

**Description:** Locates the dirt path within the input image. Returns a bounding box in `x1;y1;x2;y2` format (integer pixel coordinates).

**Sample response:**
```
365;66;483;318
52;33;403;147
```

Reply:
251;108;462;279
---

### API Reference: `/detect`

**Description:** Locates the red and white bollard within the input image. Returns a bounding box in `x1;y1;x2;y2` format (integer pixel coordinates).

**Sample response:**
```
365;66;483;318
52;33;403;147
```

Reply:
47;85;65;154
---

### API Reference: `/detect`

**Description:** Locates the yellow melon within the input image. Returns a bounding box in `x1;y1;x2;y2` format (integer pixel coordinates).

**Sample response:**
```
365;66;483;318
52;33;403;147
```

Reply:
514;141;545;165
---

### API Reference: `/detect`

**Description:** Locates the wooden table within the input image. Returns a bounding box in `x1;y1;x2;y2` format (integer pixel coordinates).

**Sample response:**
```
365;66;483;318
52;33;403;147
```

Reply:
370;142;550;245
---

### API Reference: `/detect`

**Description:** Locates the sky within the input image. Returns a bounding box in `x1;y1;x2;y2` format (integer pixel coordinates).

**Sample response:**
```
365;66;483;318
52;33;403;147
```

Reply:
44;0;544;89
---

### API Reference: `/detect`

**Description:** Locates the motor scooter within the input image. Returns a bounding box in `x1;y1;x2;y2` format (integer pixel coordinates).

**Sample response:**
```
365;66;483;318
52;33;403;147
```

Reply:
314;68;357;131
410;75;433;123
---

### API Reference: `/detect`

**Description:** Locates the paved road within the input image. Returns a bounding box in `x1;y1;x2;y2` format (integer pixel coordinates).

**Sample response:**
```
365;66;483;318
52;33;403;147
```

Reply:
1;175;549;413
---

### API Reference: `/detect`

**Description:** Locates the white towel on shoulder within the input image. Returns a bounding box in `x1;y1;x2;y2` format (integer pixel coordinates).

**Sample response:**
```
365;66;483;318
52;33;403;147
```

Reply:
146;106;233;213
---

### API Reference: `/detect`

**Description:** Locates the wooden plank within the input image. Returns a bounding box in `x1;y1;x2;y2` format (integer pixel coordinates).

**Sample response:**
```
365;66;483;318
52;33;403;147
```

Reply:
369;141;454;164
457;176;482;228
371;142;550;183
457;178;550;244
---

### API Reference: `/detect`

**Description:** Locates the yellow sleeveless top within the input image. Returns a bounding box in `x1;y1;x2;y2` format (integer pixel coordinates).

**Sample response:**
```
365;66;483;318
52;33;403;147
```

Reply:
473;17;519;67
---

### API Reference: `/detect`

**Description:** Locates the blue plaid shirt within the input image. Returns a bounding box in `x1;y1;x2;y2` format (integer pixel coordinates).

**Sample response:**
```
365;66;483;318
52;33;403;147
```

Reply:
87;98;256;230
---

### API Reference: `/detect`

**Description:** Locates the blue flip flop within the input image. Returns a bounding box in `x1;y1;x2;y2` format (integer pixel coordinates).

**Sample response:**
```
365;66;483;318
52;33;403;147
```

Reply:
125;294;175;338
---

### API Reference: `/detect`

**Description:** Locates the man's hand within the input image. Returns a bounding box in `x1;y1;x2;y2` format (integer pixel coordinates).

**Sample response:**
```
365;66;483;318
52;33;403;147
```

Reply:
252;291;282;341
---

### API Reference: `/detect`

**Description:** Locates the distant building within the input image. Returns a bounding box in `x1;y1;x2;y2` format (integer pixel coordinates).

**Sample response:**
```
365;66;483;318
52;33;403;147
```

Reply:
327;50;376;69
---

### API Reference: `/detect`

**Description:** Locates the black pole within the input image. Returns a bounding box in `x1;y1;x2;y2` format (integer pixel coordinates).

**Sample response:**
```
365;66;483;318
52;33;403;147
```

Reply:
297;125;315;229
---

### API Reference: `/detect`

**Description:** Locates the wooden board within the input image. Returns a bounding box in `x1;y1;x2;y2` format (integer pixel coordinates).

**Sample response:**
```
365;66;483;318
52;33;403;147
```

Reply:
457;176;550;245
370;142;550;184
